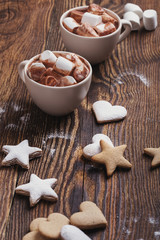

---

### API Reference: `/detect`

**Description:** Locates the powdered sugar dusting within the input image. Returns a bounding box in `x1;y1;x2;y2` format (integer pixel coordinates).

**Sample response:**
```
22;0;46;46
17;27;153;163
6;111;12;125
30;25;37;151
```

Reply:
5;124;18;130
13;104;22;112
154;231;160;237
123;226;131;236
116;71;149;87
50;148;56;156
47;130;72;140
134;217;140;223
148;217;159;225
0;107;5;114
20;113;31;122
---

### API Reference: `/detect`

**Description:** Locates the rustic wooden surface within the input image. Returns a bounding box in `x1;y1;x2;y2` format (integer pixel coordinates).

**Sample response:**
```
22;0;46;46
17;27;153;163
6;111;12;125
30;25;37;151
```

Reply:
0;0;160;239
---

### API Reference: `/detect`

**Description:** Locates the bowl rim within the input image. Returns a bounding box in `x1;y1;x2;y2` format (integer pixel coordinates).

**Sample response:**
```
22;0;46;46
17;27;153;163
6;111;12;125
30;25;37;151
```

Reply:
24;51;92;90
60;5;122;39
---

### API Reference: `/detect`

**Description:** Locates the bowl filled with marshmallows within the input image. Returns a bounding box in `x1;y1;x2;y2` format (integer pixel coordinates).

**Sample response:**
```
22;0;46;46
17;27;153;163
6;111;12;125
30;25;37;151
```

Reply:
18;50;92;116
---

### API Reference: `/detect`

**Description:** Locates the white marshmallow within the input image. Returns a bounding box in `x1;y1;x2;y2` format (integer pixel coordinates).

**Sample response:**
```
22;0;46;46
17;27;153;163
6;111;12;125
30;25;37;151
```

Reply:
40;50;57;64
95;23;106;32
60;225;91;240
123;12;140;31
28;62;46;78
63;17;79;32
124;3;143;19
81;12;102;27
143;10;158;31
55;56;75;75
30;62;45;69
62;76;77;84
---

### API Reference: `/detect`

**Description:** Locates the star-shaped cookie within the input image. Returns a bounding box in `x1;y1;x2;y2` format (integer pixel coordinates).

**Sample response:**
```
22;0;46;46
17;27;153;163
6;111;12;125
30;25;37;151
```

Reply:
1;139;42;169
16;174;58;206
91;140;132;176
144;147;160;168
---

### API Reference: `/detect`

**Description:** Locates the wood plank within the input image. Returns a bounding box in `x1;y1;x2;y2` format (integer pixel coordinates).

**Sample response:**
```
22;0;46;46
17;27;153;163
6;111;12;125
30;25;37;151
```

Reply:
0;0;159;239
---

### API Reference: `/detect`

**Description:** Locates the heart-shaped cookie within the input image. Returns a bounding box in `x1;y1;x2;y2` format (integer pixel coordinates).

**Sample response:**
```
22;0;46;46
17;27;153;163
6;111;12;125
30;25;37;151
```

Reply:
30;218;47;232
83;134;114;159
39;213;69;239
92;100;127;123
60;225;91;240
22;231;49;240
70;201;107;230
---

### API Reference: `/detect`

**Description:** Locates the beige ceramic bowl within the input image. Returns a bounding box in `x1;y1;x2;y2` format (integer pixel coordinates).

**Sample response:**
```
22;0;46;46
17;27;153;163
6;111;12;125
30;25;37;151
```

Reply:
60;6;132;65
18;51;92;116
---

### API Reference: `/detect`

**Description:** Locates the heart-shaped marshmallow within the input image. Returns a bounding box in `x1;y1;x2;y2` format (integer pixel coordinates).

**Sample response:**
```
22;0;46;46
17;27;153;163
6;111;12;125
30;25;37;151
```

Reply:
83;134;114;159
60;225;91;240
92;100;127;123
39;213;69;239
70;201;107;230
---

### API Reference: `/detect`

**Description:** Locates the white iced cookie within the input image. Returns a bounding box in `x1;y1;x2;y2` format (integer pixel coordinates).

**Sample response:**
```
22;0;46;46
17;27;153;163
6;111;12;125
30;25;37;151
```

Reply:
143;10;158;31
83;134;114;159
16;174;58;207
81;12;102;27
1;139;42;169
40;50;57;65
92;100;127;123
60;225;91;240
123;12;140;31
124;3;143;19
63;17;80;32
54;56;75;75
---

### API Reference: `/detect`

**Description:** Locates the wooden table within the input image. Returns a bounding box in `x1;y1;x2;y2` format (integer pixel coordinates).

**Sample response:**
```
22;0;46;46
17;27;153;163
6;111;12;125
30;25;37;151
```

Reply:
0;0;159;239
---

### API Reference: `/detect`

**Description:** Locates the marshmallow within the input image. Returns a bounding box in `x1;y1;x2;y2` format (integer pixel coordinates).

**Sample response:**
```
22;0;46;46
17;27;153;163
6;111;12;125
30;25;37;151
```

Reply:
65;53;83;66
70;10;84;23
40;50;57;66
28;62;46;81
60;225;91;240
123;12;140;31
76;23;99;37
88;3;104;15
124;3;143;19
102;12;118;26
65;53;89;82
60;76;77;86
81;12;102;27
94;22;116;36
54;56;75;75
63;17;79;32
73;64;89;82
143;10;158;31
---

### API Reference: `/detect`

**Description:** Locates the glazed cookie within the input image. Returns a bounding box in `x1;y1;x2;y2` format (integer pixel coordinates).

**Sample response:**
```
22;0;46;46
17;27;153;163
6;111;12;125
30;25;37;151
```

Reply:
92;140;132;176
39;213;70;239
70;201;107;230
60;225;91;240
92;100;127;123
83;134;113;159
1;139;42;169
15;174;58;207
30;218;47;232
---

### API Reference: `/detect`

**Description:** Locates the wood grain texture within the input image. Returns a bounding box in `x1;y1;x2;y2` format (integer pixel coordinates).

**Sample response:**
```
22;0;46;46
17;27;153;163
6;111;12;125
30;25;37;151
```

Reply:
0;0;160;239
